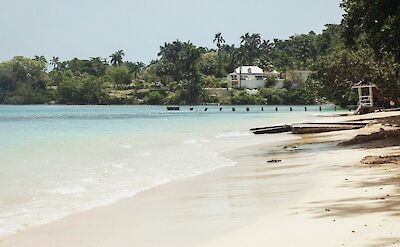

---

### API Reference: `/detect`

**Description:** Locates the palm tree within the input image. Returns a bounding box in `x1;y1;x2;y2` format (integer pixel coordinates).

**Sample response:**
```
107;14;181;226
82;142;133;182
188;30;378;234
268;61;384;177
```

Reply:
213;32;225;50
240;33;251;45
130;62;146;79
240;33;262;65
213;33;226;77
110;50;125;66
50;56;59;69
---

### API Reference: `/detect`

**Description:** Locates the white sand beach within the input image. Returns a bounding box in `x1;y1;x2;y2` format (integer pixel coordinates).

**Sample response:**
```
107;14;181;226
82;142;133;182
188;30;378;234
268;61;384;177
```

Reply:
1;112;400;247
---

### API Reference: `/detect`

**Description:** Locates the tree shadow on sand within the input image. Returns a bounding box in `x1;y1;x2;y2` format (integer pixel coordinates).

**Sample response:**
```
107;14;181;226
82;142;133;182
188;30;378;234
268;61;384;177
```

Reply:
304;172;400;218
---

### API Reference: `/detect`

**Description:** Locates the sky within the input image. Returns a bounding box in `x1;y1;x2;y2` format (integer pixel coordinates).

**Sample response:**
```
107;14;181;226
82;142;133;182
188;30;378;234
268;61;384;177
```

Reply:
0;0;344;63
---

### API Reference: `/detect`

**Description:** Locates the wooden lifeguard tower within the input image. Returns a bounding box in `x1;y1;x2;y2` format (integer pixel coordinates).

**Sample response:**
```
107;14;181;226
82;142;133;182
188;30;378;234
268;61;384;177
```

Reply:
352;80;376;114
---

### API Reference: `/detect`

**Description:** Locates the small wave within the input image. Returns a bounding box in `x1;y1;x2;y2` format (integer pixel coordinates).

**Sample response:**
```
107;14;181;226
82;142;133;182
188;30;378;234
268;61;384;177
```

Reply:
109;162;127;169
135;152;151;157
215;131;251;138
183;138;211;145
120;144;132;149
47;185;86;195
80;177;97;183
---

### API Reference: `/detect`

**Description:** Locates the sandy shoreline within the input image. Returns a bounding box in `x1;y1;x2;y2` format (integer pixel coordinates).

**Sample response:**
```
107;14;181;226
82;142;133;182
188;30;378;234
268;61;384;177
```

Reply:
1;111;400;247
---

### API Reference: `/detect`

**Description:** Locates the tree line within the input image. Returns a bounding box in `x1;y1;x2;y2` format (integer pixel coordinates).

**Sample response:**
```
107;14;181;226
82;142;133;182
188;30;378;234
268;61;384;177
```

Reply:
0;0;399;106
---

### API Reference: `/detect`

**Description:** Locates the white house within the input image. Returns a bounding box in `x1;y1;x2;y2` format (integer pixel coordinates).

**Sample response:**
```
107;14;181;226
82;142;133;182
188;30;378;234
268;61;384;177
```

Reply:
227;66;267;89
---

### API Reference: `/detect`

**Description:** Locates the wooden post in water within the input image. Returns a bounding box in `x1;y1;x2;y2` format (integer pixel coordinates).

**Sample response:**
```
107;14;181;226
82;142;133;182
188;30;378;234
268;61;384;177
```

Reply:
261;107;264;111
190;107;194;111
319;106;322;111
246;107;250;112
305;107;307;111
275;107;278;112
290;107;293;112
204;108;208;112
334;106;337;111
232;107;235;112
219;108;222;111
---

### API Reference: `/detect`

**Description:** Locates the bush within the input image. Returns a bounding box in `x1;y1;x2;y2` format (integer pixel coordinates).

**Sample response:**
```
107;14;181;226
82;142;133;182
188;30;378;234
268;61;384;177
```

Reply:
143;91;165;105
231;91;263;105
259;87;288;104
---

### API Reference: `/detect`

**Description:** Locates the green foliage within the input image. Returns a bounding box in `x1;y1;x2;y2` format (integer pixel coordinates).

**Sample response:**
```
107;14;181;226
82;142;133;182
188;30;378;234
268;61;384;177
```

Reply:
143;91;165;105
198;52;218;76
110;50;125;66
284;88;316;105
237;33;273;67
341;0;400;63
140;65;162;85
56;72;108;104
259;87;315;105
183;70;203;104
165;90;185;105
231;91;263;105
271;33;318;70
259;87;288;104
106;65;132;88
157;40;202;82
56;57;108;77
125;61;146;79
311;44;400;106
0;56;50;104
310;48;375;106
316;24;345;56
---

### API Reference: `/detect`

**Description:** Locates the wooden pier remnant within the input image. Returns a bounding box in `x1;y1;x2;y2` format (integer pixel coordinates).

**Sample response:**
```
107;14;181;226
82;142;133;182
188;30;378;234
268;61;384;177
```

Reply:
167;106;180;111
290;107;293;112
305;107;307;111
251;122;366;135
275;107;278;112
291;124;364;134
204;108;208;111
189;107;194;111
252;125;292;134
219;108;223;111
232;107;236;112
246;107;250;112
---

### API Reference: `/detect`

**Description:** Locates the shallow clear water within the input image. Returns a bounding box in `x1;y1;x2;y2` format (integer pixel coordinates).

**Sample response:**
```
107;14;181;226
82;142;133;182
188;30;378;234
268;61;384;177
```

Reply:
0;105;338;236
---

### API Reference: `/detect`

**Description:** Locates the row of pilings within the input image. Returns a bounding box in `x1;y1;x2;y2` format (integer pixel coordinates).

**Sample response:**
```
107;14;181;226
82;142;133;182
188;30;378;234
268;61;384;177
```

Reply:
171;106;338;112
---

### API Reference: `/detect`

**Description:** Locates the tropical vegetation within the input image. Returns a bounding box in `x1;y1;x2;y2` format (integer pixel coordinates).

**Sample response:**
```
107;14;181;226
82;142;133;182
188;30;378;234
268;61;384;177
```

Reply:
0;0;398;106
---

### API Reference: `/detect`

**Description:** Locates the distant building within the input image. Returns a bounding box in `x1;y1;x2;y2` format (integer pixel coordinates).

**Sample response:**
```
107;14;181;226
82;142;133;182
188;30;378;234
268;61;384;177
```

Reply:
227;66;267;89
226;67;313;90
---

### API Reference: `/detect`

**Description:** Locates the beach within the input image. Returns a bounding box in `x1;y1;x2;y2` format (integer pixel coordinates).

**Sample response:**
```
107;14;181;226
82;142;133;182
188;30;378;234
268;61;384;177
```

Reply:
1;109;399;246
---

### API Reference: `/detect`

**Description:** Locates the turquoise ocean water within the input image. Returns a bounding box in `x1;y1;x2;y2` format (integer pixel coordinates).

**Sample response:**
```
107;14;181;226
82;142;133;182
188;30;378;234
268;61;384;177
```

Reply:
0;105;337;236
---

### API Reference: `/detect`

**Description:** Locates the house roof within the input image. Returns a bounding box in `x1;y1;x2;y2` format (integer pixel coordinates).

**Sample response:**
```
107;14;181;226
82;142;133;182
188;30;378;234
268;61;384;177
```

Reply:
234;66;264;74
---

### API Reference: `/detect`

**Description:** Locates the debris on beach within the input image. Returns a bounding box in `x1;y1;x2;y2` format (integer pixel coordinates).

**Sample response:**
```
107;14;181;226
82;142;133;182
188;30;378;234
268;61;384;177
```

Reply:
267;159;282;163
283;145;298;150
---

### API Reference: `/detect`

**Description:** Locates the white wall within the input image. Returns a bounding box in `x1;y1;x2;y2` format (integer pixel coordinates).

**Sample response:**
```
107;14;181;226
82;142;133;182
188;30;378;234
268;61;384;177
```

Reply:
240;80;266;89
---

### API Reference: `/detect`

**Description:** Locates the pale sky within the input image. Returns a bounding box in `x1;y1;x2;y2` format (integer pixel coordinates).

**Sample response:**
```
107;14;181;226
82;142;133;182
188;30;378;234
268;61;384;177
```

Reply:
0;0;344;63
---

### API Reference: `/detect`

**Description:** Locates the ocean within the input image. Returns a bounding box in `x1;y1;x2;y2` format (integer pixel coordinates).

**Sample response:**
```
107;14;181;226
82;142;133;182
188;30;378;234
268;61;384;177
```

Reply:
0;105;337;237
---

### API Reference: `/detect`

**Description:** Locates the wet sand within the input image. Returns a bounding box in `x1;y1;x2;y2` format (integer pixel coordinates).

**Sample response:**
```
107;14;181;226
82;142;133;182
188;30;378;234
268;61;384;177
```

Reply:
1;112;400;247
